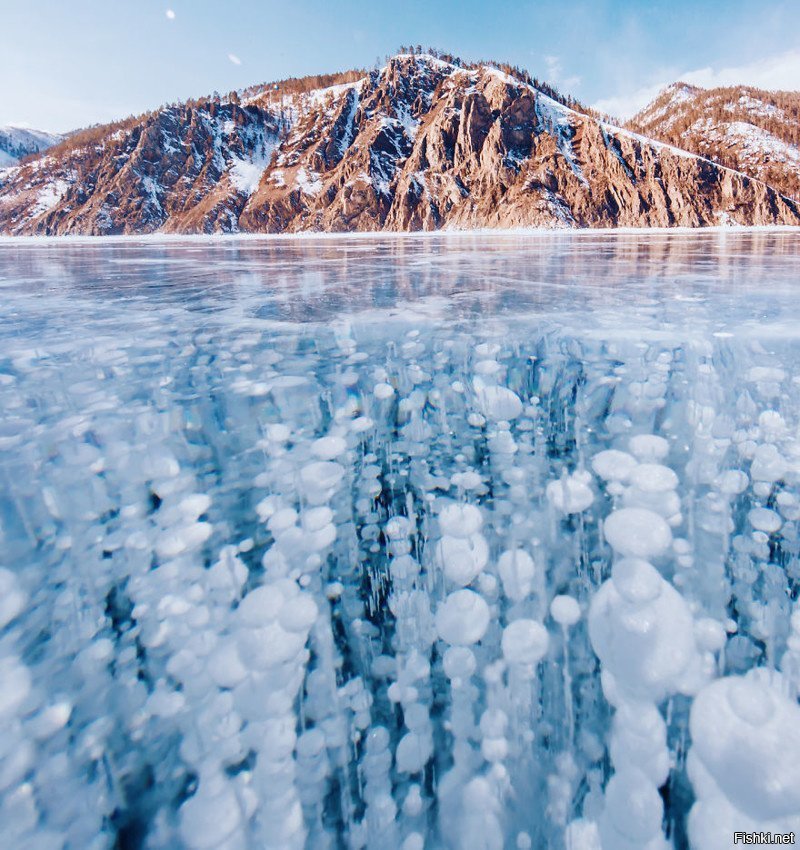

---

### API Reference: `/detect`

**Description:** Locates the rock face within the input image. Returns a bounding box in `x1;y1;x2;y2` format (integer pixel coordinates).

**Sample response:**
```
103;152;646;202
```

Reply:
1;55;799;235
0;103;282;235
630;82;800;201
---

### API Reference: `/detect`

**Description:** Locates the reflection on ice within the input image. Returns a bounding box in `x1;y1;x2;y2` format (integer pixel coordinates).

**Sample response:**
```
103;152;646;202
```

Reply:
1;231;800;849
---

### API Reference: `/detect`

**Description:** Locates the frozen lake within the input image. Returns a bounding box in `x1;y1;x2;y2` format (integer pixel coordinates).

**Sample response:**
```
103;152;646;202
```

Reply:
1;230;800;850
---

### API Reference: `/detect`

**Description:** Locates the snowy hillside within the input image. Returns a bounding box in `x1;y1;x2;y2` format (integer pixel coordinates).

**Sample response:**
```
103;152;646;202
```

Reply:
0;125;64;167
630;83;800;200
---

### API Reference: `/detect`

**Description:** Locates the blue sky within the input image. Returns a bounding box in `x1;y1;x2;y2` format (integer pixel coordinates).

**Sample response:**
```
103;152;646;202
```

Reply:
2;0;799;132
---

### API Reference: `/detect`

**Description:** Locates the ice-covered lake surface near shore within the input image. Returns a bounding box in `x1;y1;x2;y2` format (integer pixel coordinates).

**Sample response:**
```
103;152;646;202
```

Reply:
2;230;800;850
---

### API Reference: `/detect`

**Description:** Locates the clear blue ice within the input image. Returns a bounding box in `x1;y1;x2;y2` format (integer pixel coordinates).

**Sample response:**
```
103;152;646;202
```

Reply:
1;231;800;849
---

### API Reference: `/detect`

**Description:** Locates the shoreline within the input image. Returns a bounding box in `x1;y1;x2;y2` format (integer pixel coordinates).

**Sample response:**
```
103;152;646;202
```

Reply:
0;223;799;246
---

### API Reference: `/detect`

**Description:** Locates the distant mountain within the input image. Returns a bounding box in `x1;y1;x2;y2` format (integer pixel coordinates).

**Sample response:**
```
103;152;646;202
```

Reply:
0;54;798;235
0;126;64;167
629;82;800;200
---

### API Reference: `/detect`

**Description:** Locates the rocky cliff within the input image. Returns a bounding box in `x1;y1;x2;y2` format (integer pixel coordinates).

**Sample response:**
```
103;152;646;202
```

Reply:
1;54;798;235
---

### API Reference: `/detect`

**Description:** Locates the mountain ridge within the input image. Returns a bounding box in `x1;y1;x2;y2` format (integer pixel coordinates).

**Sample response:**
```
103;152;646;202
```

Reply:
1;53;798;235
629;81;800;201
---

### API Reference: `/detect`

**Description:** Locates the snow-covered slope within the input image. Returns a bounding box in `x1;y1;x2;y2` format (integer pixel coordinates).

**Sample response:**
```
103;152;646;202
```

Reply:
0;125;64;167
630;83;800;200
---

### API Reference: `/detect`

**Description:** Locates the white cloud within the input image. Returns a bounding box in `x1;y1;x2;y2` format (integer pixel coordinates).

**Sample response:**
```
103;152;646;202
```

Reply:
541;54;581;94
544;55;559;76
592;48;800;120
684;49;800;91
591;83;670;121
228;53;242;66
165;8;175;20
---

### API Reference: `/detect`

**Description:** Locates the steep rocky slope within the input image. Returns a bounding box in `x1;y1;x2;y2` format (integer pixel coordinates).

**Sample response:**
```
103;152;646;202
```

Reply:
0;102;282;234
630;82;800;200
1;55;798;235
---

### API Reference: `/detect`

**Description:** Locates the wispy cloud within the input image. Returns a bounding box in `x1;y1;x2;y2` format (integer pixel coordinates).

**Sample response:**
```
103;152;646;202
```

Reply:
228;53;242;66
542;54;581;92
592;48;800;120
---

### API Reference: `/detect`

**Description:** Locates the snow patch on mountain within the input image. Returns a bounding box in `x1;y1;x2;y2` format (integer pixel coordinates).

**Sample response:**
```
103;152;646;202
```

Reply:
535;94;587;183
229;157;268;196
229;139;278;196
32;177;71;216
337;90;361;155
691;119;800;169
295;167;323;196
140;176;164;215
305;79;365;108
394;104;420;141
729;93;784;120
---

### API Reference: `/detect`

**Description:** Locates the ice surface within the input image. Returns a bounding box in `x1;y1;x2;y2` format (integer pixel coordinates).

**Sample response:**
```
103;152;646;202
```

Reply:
1;230;800;849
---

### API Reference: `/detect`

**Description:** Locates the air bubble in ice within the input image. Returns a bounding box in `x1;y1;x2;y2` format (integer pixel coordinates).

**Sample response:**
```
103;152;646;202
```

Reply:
591;450;638;482
603;508;673;559
551;595;581;627
546;471;594;514
628;435;669;462
436;590;490;646
497;549;536;602
501;620;549;666
475;385;523;421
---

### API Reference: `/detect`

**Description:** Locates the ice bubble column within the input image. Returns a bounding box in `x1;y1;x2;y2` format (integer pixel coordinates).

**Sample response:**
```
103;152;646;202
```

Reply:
2;563;114;850
240;578;317;850
437;646;481;847
687;670;800;849
174;555;317;850
295;728;330;848
498;618;550;838
255;424;353;844
587;456;708;850
587;561;674;850
550;594;582;747
474;355;523;480
359;726;399;850
163;548;249;850
121;468;248;849
0;573;63;850
435;503;488;587
680;344;743;620
385;514;436;848
780;601;800;697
